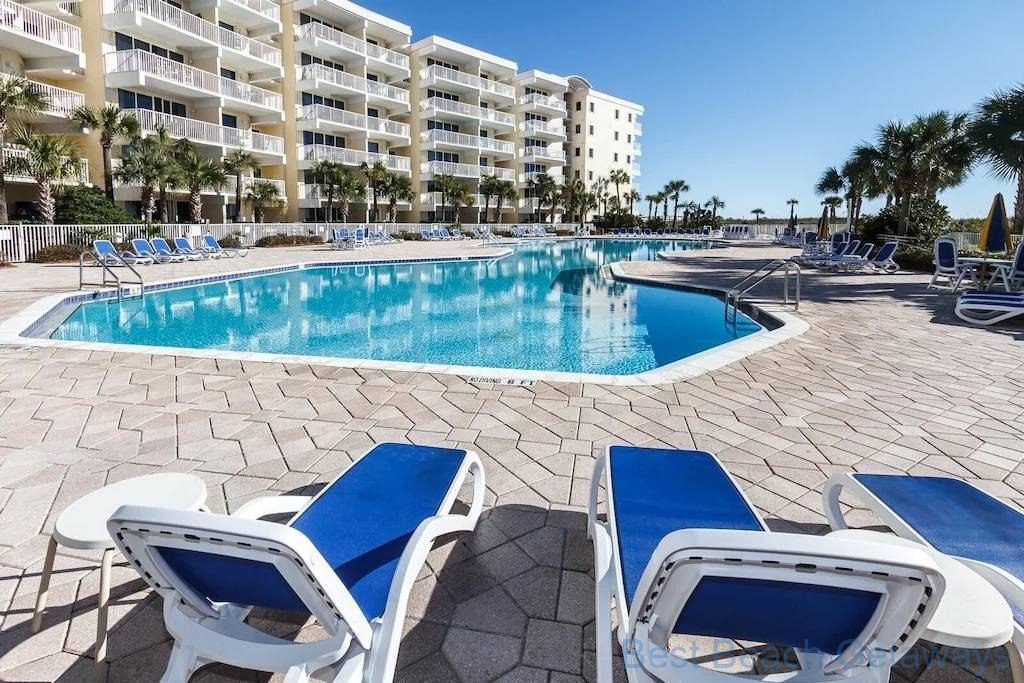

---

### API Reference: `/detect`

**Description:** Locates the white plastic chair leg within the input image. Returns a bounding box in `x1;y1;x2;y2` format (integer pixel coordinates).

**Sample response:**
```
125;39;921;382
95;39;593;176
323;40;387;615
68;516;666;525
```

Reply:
94;548;114;677
31;536;58;634
160;641;203;683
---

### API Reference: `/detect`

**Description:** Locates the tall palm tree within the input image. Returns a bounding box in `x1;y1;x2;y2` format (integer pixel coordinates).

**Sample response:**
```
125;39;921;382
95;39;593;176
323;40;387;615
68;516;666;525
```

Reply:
684;201;699;227
626;189;640;215
644;193;658;220
970;85;1024;232
70;104;140;202
311;159;342;221
0;76;49;224
528;173;557;224
176;144;226;223
705;195;725;223
750;208;765;224
786;198;799;221
590;176;609;214
335;166;365;224
381;172;414;222
448;184;472;224
7;125;79;225
581;191;598;230
115;136;172;223
665;180;689;228
560;178;584;226
433;173;461;223
822;196;843;222
361;160;390;222
224;149;259;222
479;174;501;224
494;181;517;224
246;180;284;223
608;168;630;207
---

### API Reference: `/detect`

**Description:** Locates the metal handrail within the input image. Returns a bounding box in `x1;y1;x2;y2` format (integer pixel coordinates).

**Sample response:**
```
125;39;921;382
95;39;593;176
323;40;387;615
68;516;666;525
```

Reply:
725;259;800;321
80;250;145;301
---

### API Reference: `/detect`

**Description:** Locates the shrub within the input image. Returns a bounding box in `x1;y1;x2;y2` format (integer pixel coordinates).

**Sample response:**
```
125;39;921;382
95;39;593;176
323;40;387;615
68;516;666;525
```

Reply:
254;234;324;247
218;235;242;248
895;246;935;273
55;186;137;225
860;197;952;246
33;243;87;263
398;231;424;241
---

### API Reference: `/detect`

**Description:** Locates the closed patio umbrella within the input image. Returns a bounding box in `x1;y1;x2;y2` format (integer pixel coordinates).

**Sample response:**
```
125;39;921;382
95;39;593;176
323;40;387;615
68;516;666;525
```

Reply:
978;193;1012;254
817;205;830;239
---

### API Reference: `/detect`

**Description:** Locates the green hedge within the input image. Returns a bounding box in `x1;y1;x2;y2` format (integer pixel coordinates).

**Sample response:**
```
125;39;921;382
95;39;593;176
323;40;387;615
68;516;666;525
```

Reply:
33;243;86;263
254;234;323;247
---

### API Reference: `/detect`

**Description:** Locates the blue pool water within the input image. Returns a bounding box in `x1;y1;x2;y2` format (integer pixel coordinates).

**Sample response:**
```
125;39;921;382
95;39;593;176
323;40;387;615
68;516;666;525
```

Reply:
47;240;762;375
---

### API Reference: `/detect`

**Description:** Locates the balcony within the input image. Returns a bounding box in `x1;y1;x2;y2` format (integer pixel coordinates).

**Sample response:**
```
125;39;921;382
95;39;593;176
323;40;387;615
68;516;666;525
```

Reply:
420;129;514;157
634;122;643;135
420;191;515;211
113;171;284;197
295;22;409;79
420;65;514;102
297;104;409;144
420;97;514;131
632;142;641;156
298;144;411;174
631;163;641;177
105;50;283;120
297;64;410;113
4;146;89;184
299;183;409;208
520;119;565;141
103;0;282;79
520;171;563;187
25;80;84;118
521;145;565;163
421;160;513;181
191;0;280;35
0;0;84;72
517;93;565;117
127;108;284;159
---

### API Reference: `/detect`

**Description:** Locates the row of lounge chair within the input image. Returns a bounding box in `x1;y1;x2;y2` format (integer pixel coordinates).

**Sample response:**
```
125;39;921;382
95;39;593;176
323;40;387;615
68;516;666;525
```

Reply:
793;232;899;273
102;439;1024;683
608;226;721;238
511;225;555;238
331;227;397;250
420;227;469;240
94;236;247;266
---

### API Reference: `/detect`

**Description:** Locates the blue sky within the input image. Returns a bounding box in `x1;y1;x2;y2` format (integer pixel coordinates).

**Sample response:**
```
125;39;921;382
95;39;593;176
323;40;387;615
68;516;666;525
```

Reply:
371;0;1023;219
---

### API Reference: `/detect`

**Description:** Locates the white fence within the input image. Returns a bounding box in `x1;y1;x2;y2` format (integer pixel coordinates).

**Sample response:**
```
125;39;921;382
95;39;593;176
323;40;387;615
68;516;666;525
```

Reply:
0;221;594;262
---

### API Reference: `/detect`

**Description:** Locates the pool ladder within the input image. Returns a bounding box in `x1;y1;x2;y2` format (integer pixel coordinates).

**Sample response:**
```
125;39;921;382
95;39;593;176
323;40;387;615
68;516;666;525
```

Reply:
725;259;800;322
79;251;145;302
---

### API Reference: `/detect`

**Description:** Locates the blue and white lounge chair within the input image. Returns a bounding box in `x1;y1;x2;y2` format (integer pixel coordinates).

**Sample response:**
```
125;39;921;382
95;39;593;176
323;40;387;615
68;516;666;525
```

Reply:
93;239;152;266
108;443;484;683
589;446;945;683
866;241;899;273
204;234;248;258
955;291;1024;325
824;472;1024;646
352;227;367;249
132;238;183;264
173;236;215;259
928;236;976;291
151;237;200;261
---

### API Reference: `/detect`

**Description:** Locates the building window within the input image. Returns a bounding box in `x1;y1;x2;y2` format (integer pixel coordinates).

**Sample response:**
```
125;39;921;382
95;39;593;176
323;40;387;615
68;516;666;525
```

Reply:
588;125;594;135
588;148;593;158
428;150;460;163
575;101;581;111
220;68;236;80
427;120;460;132
626;155;631;164
222;113;237;128
614;131;619;141
614;153;619;162
368;142;379;153
367;107;379;118
575;124;581;134
302;131;345;147
480;157;489;167
574;170;580;179
628;113;633;122
614;109;619;119
627;134;631;143
218;20;234;31
588;171;593;181
574;147;580;157
589;102;594;112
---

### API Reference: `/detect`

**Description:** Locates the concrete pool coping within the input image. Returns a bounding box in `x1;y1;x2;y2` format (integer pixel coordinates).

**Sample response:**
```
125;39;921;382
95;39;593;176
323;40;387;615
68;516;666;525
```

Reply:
0;251;810;386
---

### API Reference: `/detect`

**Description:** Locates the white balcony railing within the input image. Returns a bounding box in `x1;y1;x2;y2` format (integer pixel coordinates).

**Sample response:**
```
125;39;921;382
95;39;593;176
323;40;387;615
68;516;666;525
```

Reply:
421;191;487;208
229;0;279;21
4;146;89;183
421;129;514;155
522;145;565;162
522;171;562;185
0;0;82;52
127;108;284;155
296;22;409;72
422;160;513;181
299;64;408;105
27;80;84;117
106;0;281;66
422;64;514;99
227;176;286;195
298;104;409;139
633;142;642;156
106;50;282;110
634;122;643;135
521;119;565;136
421;97;514;127
298;144;411;173
519;92;565;112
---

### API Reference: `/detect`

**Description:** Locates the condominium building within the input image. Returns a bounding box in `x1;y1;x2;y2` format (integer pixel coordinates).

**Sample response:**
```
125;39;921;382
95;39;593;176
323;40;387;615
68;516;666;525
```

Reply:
1;0;641;224
565;76;643;219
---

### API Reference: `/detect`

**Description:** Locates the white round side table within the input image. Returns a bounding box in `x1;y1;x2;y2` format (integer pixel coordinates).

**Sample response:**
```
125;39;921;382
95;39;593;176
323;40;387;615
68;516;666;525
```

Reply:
30;473;207;678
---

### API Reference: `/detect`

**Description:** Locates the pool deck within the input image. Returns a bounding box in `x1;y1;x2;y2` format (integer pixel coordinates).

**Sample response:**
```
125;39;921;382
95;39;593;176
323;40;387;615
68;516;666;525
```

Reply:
0;238;1022;682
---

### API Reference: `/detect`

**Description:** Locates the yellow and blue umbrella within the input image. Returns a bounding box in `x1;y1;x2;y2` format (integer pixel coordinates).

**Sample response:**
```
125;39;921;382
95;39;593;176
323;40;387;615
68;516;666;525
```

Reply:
978;193;1012;253
817;206;830;239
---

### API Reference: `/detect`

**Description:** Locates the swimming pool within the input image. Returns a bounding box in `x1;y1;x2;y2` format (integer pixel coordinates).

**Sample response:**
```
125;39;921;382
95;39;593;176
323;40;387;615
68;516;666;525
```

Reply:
41;239;764;377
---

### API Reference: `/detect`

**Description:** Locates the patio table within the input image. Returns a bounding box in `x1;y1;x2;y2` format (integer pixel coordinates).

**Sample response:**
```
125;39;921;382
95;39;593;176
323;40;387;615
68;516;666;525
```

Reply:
959;257;1015;291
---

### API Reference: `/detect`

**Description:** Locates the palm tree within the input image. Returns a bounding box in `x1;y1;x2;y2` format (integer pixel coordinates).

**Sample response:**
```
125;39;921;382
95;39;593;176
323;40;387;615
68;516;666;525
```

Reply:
644;193;658;220
361;160;390;222
7;126;79;225
448;184;472;224
664;180;689;228
246;180;284;223
493;181;517;224
786;198;799;221
223;149;259;223
750;208;765;224
626;189;640;215
176;144;226;223
822;196;843;222
527;172;557;224
560;178;584;226
311;160;342;222
115;137;171;223
0;76;49;224
705;195;725;224
970;85;1024;232
479;174;501;223
581;191;598;230
684;201;700;227
152;126;180;222
70;104;140;202
590;176;609;214
335;166;365;224
381;172;414;222
608;168;630;207
433;173;461;223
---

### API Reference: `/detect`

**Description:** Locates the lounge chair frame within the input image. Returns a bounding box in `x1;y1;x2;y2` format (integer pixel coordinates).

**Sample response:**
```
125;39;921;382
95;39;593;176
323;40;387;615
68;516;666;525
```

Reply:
108;449;485;683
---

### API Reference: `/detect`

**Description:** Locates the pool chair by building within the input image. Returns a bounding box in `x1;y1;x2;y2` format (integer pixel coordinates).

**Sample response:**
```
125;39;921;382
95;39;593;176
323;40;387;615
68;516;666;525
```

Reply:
107;443;485;682
588;446;946;683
